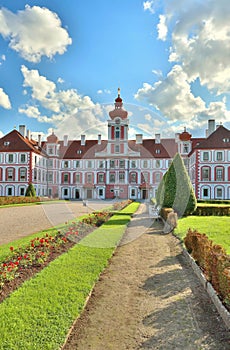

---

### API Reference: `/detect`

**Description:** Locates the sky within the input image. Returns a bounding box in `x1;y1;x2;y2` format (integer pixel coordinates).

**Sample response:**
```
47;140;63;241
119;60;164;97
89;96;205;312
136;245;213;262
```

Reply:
0;0;230;142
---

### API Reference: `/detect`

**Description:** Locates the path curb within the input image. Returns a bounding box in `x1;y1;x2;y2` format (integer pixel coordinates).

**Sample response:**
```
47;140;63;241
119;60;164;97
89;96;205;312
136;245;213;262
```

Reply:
182;248;230;330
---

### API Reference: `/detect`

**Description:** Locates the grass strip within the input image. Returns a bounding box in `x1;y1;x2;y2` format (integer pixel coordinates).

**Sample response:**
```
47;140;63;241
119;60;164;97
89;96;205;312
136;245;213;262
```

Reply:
0;202;139;350
174;216;230;253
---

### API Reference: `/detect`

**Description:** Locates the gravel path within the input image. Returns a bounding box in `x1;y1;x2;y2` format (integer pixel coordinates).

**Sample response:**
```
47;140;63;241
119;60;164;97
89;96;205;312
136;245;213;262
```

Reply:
63;204;230;350
0;200;111;245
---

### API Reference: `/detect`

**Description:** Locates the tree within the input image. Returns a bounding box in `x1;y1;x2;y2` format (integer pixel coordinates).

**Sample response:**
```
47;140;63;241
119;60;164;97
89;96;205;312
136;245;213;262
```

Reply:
157;153;197;216
25;183;36;197
156;172;166;207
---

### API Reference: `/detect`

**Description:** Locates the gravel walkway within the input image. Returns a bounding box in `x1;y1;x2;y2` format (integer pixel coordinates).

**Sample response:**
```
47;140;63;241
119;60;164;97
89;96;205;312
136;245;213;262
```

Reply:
0;201;111;245
63;203;230;350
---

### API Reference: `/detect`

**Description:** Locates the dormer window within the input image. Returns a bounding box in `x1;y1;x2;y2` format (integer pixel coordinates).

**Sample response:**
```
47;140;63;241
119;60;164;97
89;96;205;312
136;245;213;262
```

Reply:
4;141;10;146
115;118;120;124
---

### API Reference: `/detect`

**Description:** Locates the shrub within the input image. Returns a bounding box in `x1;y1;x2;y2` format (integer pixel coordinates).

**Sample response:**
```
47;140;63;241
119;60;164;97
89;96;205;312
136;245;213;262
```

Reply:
184;229;230;305
25;183;36;197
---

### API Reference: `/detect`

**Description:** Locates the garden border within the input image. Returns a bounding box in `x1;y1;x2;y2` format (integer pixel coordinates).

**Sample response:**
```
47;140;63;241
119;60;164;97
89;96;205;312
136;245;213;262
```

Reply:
182;247;230;329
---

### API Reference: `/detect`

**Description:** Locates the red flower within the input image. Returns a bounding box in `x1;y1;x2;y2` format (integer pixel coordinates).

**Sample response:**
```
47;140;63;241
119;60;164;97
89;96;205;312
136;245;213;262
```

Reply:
10;246;14;251
17;256;22;261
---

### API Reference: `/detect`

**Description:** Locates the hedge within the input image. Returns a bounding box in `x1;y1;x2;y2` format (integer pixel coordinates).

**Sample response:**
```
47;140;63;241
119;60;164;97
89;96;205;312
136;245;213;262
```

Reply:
184;229;230;306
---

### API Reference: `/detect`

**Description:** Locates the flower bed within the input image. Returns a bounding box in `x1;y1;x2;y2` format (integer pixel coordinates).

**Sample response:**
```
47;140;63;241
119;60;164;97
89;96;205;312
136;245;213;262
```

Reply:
0;202;140;350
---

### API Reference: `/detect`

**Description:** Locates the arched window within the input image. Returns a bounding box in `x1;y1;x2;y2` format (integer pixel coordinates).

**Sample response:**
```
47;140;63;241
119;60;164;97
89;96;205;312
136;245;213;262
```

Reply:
19;167;27;181
115;126;120;139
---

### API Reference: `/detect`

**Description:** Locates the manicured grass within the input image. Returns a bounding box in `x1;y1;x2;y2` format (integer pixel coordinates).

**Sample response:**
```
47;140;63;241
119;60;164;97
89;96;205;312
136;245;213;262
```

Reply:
174;216;230;254
0;202;140;350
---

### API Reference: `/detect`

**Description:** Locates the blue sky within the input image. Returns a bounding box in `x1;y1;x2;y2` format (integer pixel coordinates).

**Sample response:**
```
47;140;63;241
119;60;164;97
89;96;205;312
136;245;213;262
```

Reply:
0;0;229;141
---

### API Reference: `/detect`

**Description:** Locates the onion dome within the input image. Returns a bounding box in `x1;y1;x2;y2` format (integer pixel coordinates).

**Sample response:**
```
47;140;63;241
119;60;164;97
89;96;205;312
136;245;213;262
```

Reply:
47;131;58;143
179;127;192;141
109;88;128;120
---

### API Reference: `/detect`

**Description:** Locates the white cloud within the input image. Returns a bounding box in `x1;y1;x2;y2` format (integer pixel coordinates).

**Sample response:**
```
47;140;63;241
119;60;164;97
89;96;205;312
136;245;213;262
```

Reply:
157;15;168;41
19;66;105;138
144;113;152;121
0;5;72;62
143;1;155;14
97;89;111;95
135;65;206;121
57;78;64;84
158;0;230;94
0;130;4;138
0;87;11;109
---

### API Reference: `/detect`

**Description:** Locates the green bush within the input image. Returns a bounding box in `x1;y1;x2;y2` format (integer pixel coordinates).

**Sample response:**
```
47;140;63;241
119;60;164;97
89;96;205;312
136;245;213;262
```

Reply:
157;153;197;216
25;183;36;197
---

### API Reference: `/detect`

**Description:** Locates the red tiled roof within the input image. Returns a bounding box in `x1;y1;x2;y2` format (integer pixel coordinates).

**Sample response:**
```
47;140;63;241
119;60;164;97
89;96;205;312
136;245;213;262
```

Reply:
193;126;230;149
59;140;107;159
0;130;46;155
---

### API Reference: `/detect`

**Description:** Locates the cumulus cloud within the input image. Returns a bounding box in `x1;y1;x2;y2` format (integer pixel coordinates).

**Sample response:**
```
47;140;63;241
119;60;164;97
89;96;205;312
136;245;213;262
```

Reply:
135;65;206;121
0;5;72;62
157;0;230;94
157;15;168;41
0;87;11;109
19;66;105;138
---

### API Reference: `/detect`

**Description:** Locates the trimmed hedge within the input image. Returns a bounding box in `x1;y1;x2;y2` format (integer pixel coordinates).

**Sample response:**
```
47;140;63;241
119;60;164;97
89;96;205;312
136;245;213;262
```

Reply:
194;206;230;216
184;229;230;306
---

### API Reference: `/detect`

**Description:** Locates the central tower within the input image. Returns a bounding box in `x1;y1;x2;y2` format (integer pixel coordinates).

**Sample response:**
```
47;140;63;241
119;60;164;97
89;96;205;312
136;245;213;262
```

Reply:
108;88;129;155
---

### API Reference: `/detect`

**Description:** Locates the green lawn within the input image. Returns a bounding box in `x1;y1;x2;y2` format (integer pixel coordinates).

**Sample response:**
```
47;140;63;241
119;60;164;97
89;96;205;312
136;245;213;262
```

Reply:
0;202;140;350
174;216;230;253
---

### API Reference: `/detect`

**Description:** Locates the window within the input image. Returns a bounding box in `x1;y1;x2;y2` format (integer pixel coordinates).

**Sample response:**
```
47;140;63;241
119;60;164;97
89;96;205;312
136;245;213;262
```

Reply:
7;187;12;196
6;168;13;181
4;141;10;146
34;168;37;181
155;160;161;168
48;159;53;167
168;160;172;167
155;173;161;183
115;145;120;153
216;152;223;161
183;144;189;153
38;169;41;181
110;160;115;168
142;172;148;182
76;173;80;183
119;172;125;183
48;172;53;182
47;147;53;155
99;161;104;168
201;167;210;181
203;188;209;197
143;160;148;168
87;160;92;169
63;173;69;183
64;189;68;196
19;168;26;181
130;172;137;183
109;173;115;183
203;152;209;161
115;126;120;139
98;173;104;183
20;187;25;196
119;160;125;168
131;189;136;197
216;187;223;198
8;154;14;163
63;161;69;168
216;168;223;181
99;189;103;196
155;149;161;154
75;160;80;168
130;160;136;168
20;154;26;163
35;156;37;165
87;173;92;183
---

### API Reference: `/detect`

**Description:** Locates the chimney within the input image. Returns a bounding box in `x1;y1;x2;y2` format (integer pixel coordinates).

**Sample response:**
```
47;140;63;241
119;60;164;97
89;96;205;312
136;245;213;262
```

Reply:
208;119;215;136
27;129;31;140
38;134;41;147
63;135;68;147
81;134;85;146
19;125;26;137
98;134;101;145
155;133;161;144
136;134;143;144
175;133;180;142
